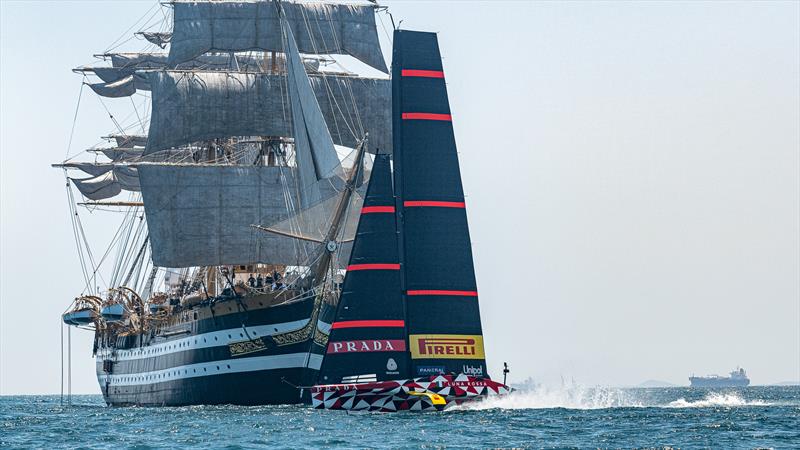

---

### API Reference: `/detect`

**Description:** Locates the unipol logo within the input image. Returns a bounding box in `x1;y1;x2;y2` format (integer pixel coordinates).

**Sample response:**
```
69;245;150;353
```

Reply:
462;364;484;376
409;334;486;360
327;340;406;354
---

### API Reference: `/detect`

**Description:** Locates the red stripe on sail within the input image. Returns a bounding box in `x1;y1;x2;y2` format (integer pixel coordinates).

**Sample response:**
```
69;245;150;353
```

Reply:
403;201;466;208
346;263;401;271
331;320;405;329
407;290;479;297
401;69;445;78
361;206;395;214
402;113;452;121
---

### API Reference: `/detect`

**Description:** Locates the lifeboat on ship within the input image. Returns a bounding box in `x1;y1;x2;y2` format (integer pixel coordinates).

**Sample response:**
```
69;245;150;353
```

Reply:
101;286;145;322
62;296;102;326
100;302;126;322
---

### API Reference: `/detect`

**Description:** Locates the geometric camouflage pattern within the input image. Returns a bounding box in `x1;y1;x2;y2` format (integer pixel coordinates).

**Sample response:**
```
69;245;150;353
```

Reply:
311;373;510;412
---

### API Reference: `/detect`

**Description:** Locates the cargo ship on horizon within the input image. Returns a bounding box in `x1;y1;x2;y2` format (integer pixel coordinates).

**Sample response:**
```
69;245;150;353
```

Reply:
689;367;750;388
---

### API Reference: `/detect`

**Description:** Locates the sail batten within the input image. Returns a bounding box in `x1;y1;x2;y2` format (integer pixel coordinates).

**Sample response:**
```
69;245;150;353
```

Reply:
169;1;387;73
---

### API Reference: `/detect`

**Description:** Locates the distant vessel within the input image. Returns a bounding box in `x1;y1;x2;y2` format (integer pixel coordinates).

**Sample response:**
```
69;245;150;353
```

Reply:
690;368;750;387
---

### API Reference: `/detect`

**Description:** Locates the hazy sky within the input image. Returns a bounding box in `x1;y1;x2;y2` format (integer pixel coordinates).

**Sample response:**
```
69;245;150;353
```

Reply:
1;1;798;394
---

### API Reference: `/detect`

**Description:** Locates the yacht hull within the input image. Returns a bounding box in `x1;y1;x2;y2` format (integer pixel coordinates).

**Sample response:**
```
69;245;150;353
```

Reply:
311;374;510;412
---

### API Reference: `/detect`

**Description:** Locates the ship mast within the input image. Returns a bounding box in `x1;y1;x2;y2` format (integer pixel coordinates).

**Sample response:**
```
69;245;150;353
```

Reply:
311;138;367;285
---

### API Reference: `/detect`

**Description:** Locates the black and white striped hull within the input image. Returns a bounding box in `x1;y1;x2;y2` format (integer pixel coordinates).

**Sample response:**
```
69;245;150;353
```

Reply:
95;295;331;406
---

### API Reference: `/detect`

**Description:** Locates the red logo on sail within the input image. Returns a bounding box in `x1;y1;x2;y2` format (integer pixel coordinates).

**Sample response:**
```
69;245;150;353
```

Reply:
327;340;406;354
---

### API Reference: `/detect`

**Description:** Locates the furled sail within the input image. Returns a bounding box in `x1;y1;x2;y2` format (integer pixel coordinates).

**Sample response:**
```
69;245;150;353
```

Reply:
392;30;488;377
138;164;349;268
88;74;150;98
145;71;390;154
105;134;147;148
316;154;408;384
60;162;115;177
85;52;320;91
104;52;319;73
71;167;141;200
109;52;170;69
97;147;143;161
138;31;172;48
92;67;135;84
169;1;387;73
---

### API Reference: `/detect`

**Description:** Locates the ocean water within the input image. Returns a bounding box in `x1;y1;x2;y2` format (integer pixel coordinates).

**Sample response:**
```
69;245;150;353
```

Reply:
2;386;798;449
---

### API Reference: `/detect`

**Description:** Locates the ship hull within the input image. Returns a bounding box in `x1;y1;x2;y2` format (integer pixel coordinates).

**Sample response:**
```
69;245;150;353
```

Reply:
95;293;331;406
100;366;310;406
689;377;750;388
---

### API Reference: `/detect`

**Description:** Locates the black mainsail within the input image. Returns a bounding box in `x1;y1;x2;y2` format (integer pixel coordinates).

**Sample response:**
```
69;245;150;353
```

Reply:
312;30;507;412
392;30;487;378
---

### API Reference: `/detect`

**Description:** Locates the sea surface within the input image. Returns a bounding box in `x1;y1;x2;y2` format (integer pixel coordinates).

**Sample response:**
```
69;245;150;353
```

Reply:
2;385;798;449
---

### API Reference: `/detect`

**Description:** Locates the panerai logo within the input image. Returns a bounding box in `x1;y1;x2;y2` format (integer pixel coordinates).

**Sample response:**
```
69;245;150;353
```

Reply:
462;365;484;376
409;335;486;360
416;366;446;376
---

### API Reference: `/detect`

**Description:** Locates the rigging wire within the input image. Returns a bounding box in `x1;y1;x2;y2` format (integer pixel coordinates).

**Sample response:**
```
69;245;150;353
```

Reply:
103;1;161;54
377;10;393;44
129;96;145;135
64;81;86;160
65;178;94;293
95;94;126;135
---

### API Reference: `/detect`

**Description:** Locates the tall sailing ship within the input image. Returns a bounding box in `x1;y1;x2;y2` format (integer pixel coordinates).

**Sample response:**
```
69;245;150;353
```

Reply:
58;0;394;406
